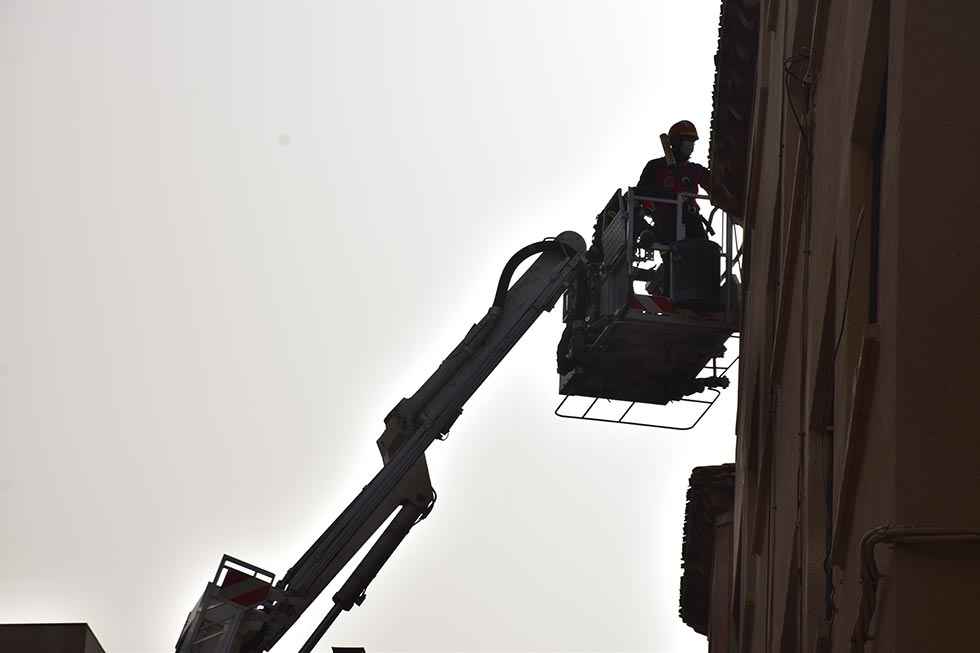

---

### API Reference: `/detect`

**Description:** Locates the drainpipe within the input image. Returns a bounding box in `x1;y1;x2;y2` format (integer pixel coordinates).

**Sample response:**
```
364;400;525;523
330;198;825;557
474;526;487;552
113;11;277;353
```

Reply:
849;526;980;652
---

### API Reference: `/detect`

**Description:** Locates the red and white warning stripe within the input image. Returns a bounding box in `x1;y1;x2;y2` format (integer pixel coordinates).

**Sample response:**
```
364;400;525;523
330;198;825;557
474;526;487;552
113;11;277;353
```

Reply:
219;568;272;607
628;293;673;314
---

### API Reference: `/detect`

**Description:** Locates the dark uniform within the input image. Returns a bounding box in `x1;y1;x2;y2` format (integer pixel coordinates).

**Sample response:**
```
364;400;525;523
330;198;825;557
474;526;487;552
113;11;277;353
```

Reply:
630;120;739;295
634;157;714;243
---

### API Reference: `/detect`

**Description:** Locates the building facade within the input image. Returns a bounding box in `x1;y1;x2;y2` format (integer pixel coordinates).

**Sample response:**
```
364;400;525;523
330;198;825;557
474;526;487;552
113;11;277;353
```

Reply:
690;0;980;651
0;624;107;653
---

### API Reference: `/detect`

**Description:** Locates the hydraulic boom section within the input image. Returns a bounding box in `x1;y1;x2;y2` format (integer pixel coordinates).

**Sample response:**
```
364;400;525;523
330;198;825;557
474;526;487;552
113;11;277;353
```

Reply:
176;231;587;653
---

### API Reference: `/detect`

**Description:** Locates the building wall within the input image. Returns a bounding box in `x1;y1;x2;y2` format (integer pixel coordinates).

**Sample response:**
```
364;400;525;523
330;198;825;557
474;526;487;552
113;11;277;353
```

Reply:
729;1;980;651
709;515;734;652
0;624;107;653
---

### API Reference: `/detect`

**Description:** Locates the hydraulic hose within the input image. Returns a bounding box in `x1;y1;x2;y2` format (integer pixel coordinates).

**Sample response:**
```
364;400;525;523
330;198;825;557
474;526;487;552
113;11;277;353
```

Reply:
493;240;573;308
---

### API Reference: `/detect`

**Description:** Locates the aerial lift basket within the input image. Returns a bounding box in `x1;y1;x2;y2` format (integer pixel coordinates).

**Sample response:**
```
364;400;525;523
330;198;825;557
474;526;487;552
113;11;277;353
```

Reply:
556;188;742;429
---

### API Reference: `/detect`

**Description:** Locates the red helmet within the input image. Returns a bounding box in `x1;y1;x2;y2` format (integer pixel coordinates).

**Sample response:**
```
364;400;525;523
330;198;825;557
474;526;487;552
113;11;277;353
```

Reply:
668;120;699;141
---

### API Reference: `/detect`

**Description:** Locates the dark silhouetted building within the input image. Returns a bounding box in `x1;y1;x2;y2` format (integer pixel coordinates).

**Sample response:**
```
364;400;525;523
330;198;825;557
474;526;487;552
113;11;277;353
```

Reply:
684;0;980;651
0;623;107;653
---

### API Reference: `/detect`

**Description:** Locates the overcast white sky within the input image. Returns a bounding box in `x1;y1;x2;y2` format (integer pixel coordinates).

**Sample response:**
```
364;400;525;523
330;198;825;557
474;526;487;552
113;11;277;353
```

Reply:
2;2;736;652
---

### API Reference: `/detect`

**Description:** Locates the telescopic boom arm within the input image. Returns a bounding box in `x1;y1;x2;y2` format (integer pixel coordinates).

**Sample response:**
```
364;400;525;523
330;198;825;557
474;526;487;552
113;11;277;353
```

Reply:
176;231;587;653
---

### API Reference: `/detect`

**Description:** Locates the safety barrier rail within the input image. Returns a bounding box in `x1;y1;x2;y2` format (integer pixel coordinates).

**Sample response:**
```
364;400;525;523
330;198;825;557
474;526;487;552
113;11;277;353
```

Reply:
626;188;742;323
